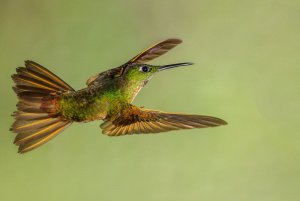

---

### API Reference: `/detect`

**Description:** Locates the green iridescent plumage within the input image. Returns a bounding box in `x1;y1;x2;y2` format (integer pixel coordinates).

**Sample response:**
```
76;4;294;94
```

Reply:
11;38;227;153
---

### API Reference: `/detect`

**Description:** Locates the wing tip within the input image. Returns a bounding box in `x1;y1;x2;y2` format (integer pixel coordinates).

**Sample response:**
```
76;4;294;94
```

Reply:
215;118;228;126
166;38;183;44
24;60;35;65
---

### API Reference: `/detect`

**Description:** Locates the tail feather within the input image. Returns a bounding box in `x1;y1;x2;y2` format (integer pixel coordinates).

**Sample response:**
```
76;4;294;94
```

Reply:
11;118;59;132
16;101;47;113
16;67;66;90
12;73;58;92
12;111;49;121
13;85;52;95
11;60;74;153
24;60;74;91
17;122;71;153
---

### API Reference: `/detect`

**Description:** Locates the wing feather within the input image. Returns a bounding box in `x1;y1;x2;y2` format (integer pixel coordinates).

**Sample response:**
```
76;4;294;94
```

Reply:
128;38;182;64
101;104;227;136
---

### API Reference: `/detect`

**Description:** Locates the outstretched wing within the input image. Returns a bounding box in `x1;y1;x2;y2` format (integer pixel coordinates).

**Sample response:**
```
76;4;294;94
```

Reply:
128;38;183;64
100;104;227;136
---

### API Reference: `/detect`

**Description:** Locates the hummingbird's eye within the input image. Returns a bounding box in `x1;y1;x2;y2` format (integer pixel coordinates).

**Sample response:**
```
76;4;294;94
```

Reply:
140;66;151;73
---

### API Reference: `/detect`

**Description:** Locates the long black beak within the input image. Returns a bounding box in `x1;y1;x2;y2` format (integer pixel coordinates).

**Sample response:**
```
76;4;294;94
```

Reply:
158;62;194;71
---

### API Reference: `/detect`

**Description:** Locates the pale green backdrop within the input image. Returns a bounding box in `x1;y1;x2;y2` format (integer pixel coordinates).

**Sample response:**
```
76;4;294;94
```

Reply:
1;0;300;201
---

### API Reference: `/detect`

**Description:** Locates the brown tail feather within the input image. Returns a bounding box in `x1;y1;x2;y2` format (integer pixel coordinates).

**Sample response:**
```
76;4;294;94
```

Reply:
16;121;71;153
12;111;50;120
11;60;74;153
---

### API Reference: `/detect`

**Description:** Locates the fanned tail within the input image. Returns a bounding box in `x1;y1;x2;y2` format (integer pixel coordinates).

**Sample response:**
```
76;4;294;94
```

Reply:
11;60;74;153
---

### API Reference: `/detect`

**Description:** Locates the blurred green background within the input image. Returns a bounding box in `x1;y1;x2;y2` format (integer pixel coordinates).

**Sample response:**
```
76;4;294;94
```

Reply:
1;0;300;200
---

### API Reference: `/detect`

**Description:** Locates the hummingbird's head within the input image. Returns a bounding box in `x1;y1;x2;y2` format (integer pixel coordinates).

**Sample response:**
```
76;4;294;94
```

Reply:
123;62;194;84
123;63;159;83
120;62;193;102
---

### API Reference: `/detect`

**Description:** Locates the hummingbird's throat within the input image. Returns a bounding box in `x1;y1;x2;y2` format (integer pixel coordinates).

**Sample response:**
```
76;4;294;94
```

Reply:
124;77;152;103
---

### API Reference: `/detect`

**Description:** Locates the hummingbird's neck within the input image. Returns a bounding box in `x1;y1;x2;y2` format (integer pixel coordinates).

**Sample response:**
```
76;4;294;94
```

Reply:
120;79;149;103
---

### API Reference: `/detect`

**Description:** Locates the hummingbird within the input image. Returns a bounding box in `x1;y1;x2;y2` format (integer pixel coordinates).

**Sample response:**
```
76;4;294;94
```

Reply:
11;38;227;154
